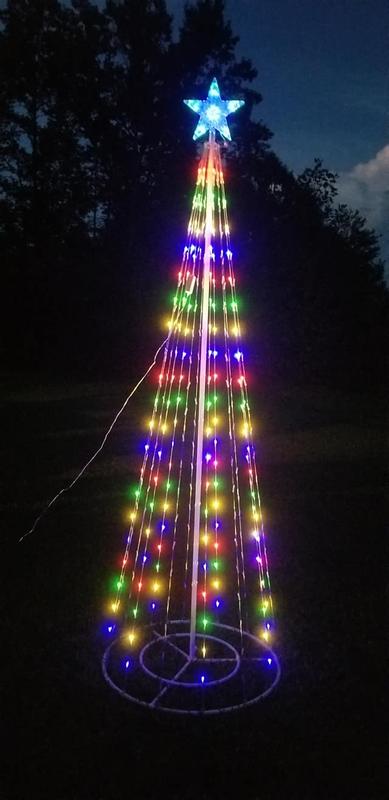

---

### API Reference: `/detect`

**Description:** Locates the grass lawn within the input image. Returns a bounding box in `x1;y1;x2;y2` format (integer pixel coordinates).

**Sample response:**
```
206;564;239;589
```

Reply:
2;375;387;799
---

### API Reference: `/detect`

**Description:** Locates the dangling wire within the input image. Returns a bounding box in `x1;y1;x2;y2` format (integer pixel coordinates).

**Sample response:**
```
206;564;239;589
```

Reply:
19;329;180;545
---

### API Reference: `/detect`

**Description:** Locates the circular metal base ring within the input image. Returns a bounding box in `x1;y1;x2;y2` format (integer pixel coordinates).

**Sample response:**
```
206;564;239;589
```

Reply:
102;619;280;715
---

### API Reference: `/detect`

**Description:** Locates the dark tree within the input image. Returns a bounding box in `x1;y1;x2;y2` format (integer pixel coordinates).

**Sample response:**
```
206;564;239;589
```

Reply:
0;0;387;388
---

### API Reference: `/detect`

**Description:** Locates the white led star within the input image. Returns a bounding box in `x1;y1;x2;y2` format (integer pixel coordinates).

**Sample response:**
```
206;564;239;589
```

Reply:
184;77;244;141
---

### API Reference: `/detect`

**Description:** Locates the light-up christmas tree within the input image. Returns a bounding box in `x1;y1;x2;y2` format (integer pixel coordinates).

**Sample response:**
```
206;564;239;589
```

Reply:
102;78;280;713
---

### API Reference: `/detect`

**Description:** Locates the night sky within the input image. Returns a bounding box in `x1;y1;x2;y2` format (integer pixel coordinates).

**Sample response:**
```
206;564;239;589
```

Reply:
169;0;389;269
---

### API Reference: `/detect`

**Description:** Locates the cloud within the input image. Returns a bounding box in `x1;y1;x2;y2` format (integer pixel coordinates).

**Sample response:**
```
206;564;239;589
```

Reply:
337;144;389;268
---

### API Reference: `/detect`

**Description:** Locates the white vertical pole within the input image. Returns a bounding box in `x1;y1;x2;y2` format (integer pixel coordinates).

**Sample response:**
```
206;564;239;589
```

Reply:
189;132;215;661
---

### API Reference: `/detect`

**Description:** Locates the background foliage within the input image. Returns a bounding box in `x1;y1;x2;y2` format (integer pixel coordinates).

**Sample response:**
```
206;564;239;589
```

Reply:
1;0;387;388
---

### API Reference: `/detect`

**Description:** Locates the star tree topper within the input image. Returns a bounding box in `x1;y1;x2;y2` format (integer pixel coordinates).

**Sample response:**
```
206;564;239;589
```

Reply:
184;77;244;141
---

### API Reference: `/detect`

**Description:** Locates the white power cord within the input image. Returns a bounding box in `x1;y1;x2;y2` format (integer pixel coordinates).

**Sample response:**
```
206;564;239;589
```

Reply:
19;333;171;544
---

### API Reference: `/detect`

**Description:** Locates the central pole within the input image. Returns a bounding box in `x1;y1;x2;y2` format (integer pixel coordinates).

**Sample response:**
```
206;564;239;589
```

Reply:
189;132;215;661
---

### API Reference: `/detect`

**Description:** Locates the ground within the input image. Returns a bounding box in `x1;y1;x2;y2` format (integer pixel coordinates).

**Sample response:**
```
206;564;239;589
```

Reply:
2;375;387;799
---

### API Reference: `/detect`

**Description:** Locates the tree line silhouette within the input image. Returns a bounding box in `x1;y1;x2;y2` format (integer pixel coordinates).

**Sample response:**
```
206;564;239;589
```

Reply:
1;0;387;389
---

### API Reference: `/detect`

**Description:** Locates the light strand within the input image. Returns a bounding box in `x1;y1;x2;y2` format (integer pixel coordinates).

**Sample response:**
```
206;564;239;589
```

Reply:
164;251;201;635
219;167;274;633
